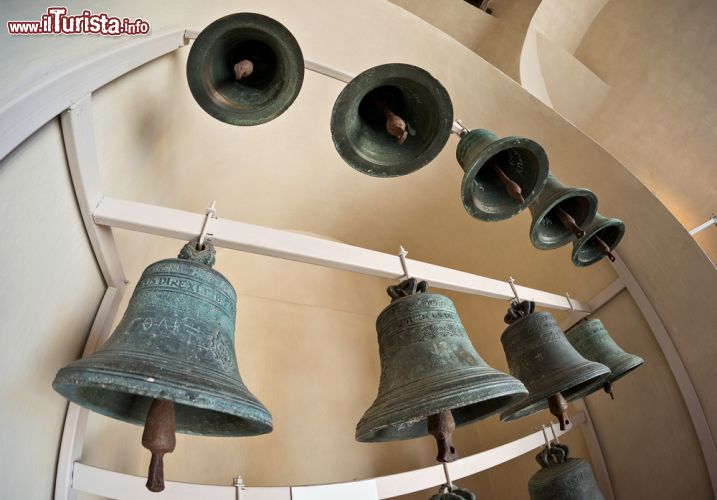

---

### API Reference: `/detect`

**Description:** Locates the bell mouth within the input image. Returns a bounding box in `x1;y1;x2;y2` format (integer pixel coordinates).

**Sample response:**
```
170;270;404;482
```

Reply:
572;219;625;267
530;189;598;250
331;63;454;177
187;13;304;126
461;137;549;221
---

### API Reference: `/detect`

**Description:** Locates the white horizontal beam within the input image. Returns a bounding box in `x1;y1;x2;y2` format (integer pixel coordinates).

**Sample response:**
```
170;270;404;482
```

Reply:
689;215;717;235
0;29;187;163
93;197;591;313
72;412;584;499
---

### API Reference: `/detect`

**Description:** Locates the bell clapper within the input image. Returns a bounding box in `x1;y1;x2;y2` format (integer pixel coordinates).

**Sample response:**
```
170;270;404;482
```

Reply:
234;59;254;80
592;235;616;262
554;206;585;238
490;161;525;204
604;381;615;400
427;410;458;463
142;399;177;493
547;393;570;431
376;100;408;144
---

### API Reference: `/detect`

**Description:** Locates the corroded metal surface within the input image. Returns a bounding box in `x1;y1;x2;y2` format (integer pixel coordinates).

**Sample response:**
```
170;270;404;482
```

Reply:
356;282;527;442
456;128;549;221
529;173;598;250
187;13;304;126
52;241;272;437
566;319;644;399
429;485;477;500
331;63;454;177
499;311;610;422
571;213;625;267
529;444;604;500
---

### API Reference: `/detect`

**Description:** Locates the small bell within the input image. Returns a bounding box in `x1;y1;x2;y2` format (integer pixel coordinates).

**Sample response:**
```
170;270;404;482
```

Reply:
565;319;643;400
571;213;625;267
499;301;610;429
529;174;598;250
331;63;454;177
429;484;477;500
357;278;528;460
53;239;272;492
456;129;549;221
529;444;604;500
187;13;304;126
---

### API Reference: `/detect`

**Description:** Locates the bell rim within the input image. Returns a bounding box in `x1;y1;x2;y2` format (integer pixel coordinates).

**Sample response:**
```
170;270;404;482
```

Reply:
571;216;625;267
53;363;273;437
567;355;644;400
355;368;528;442
330;63;454;178
529;187;598;250
460;136;549;221
186;12;304;126
499;354;611;422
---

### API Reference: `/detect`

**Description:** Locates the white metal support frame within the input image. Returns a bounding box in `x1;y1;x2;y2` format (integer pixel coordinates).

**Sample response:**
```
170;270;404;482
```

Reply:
0;22;706;500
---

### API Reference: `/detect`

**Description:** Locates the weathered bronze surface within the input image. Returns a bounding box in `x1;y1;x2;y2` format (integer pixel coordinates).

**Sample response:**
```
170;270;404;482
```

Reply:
566;319;644;399
529;444;604;500
142;399;176;492
429;484;477;500
186;13;304;126
499;305;610;423
529;174;598;250
571;213;625;267
52;240;273;437
356;279;528;442
331;63;454;177
456;129;549;221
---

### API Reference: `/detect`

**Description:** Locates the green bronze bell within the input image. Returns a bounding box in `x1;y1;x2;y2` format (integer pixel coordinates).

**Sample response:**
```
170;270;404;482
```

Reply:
499;301;610;428
186;13;304;126
357;279;528;458
529;174;597;250
331;63;454;177
53;240;271;492
566;319;643;399
456;128;549;221
571;213;625;267
529;444;604;500
429;484;477;500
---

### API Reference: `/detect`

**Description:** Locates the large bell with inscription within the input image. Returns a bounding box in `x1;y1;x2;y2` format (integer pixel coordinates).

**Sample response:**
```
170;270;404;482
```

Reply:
331;63;454;177
187;13;304;126
499;301;610;428
53;240;271;491
565;319;643;400
571;213;625;267
529;444;604;500
356;279;528;454
529;174;597;250
456;128;549;221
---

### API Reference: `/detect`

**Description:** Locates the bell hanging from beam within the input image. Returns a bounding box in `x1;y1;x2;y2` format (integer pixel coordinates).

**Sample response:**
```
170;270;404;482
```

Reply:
455;127;549;221
565;319;644;400
429;484;477;500
529;173;598;250
331;63;454;177
571;213;625;267
528;444;604;500
186;13;304;126
53;239;272;492
356;278;528;465
499;301;610;429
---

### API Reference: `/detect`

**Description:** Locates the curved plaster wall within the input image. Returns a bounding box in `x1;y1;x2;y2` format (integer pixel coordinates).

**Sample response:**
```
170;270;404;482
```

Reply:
1;1;715;499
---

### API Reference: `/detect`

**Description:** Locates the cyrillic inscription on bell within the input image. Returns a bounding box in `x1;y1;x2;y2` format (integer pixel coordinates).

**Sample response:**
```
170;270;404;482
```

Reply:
529;173;598;250
455;128;549;221
528;444;604;500
499;301;610;429
565;319;643;399
331;63;454;177
356;278;528;461
186;13;304;126
52;240;272;492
